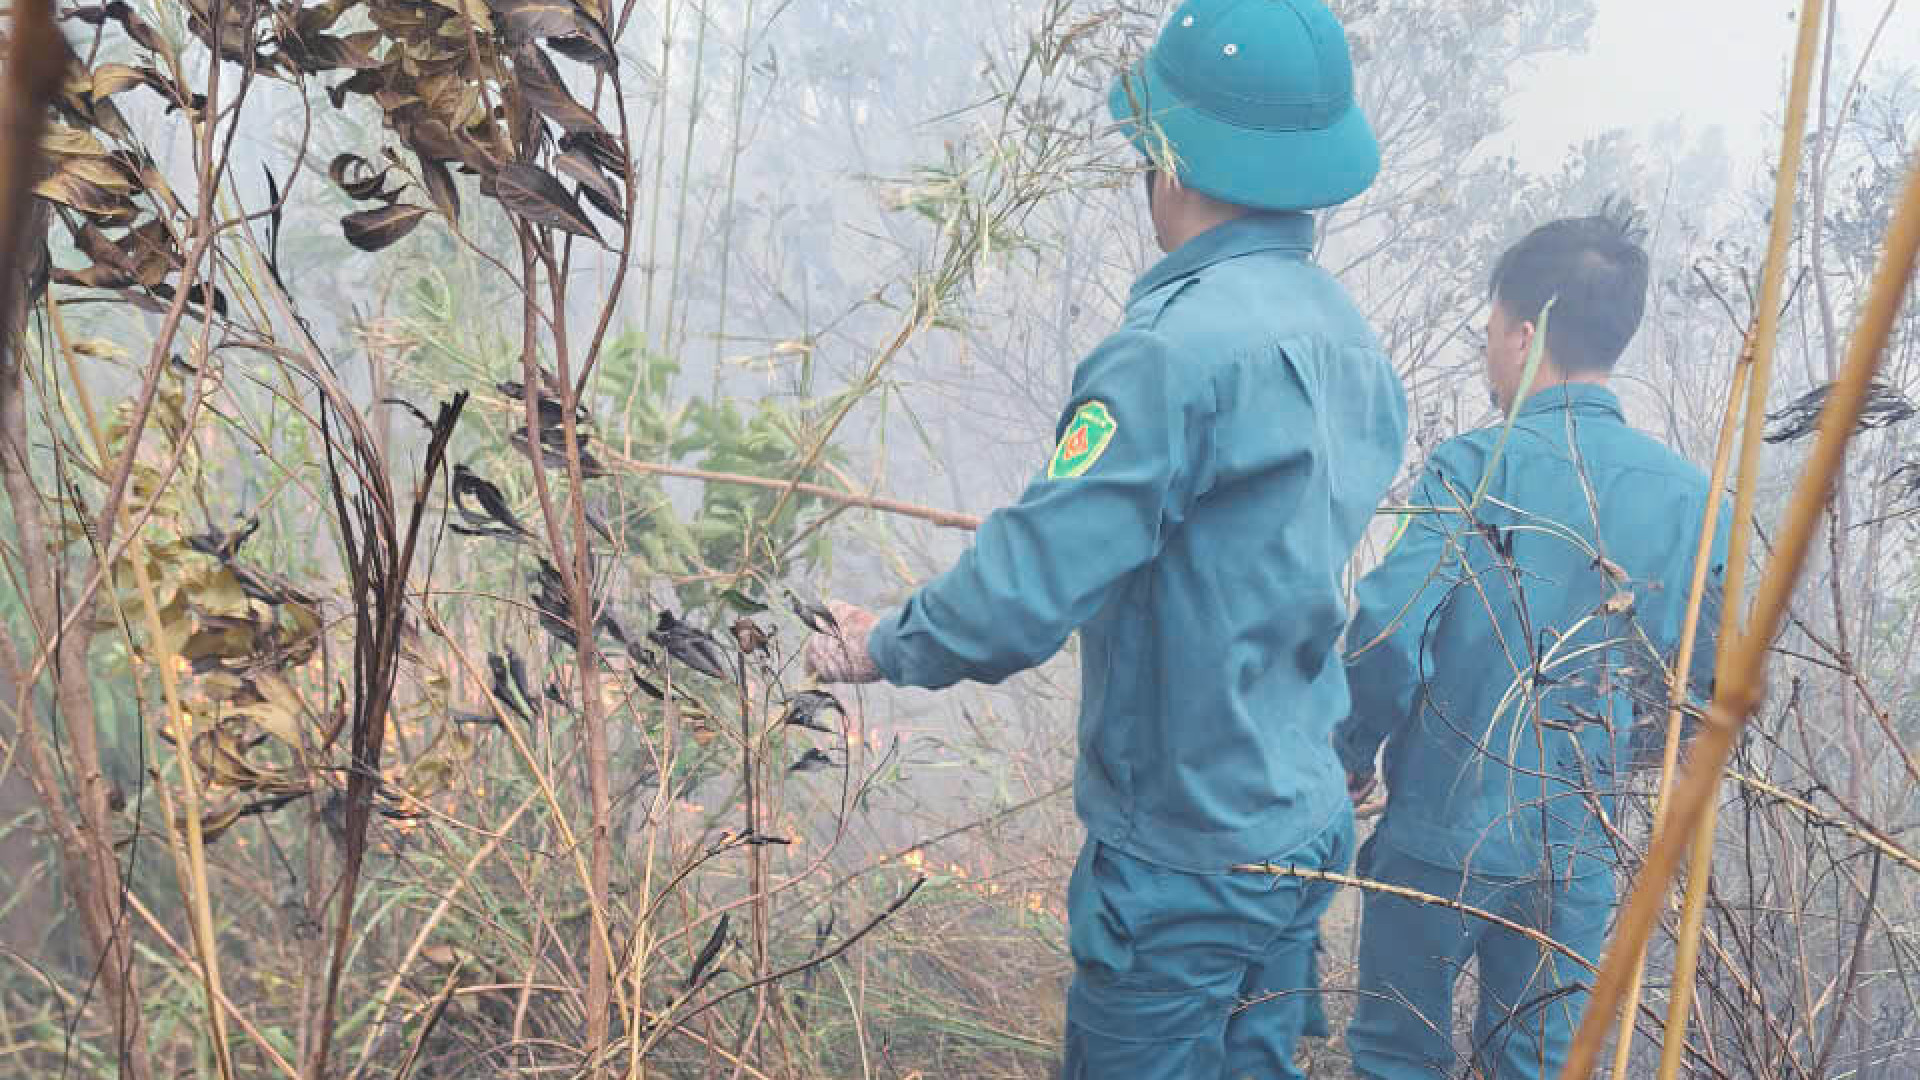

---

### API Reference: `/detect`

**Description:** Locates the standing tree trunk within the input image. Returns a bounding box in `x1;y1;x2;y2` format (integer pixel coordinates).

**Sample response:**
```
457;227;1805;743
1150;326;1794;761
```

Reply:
0;7;153;1072
0;205;156;1080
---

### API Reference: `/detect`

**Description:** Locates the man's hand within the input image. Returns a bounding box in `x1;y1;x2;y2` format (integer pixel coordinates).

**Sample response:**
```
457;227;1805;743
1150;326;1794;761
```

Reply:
803;601;883;685
1346;769;1376;805
1347;770;1384;818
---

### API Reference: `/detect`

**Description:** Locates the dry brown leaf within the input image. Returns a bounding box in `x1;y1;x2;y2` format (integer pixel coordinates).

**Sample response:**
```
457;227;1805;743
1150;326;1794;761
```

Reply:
494;162;601;241
342;203;431;251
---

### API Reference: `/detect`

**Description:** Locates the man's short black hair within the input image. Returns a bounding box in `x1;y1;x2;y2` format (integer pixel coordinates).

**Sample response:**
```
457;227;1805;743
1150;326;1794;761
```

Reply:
1490;198;1650;374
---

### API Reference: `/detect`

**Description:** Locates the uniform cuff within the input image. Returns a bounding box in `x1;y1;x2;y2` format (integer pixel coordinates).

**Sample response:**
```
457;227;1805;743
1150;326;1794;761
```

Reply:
865;609;908;686
865;605;970;690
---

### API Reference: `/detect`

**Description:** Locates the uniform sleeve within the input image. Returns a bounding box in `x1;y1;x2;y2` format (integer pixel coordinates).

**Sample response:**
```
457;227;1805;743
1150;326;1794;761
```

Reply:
1682;501;1732;705
865;329;1213;689
1333;440;1481;776
1625;495;1731;765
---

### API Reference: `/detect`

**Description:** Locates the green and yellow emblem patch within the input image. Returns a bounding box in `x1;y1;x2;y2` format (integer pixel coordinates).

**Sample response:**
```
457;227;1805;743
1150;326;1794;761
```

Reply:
1048;400;1117;480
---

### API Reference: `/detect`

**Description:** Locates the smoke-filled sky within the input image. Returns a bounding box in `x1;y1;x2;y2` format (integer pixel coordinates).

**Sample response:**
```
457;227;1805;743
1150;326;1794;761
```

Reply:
1503;0;1917;171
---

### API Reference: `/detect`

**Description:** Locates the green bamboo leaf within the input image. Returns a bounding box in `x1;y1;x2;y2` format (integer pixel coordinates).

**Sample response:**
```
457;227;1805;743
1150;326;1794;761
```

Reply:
1470;296;1555;511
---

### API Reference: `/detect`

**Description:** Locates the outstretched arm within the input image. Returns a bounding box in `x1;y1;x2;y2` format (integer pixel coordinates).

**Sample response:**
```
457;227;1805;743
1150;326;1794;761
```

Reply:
810;328;1213;689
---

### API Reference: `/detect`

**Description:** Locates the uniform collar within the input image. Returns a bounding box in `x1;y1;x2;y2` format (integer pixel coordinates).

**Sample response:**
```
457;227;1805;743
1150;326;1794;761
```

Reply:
1129;211;1315;305
1517;382;1624;421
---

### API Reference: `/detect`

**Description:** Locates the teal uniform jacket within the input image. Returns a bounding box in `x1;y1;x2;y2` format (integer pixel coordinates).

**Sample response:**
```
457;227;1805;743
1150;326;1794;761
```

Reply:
867;212;1408;873
1334;384;1726;880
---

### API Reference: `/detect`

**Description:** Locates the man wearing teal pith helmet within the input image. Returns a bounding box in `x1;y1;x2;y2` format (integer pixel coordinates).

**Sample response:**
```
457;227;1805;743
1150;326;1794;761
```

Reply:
804;2;1403;1076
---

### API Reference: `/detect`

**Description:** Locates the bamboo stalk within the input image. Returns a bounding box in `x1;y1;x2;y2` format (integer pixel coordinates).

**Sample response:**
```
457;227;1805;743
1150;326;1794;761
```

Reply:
710;0;757;394
753;307;941;546
611;454;1460;536
1729;769;1920;875
609;454;986;530
47;297;236;1080
1558;146;1920;1080
1607;338;1750;1080
1234;863;1595;971
1655;5;1828;1074
625;696;685;1080
662;1;710;354
0;9;158;1077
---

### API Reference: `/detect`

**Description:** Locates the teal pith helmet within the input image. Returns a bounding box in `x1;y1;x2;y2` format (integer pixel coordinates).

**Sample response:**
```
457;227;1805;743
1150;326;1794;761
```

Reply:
1110;0;1380;212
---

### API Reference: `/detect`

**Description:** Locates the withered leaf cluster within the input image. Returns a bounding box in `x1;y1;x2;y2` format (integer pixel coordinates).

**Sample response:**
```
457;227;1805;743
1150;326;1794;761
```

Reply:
1764;379;1918;444
41;0;629;291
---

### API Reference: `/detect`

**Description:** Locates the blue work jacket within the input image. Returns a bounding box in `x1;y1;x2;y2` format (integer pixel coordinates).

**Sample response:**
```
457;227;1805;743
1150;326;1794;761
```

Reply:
869;212;1408;871
1335;384;1725;879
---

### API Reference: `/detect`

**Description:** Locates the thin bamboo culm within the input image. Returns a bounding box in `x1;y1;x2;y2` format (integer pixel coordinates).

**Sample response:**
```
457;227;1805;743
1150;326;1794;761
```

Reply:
1606;342;1749;1080
1602;4;1831;1073
1558;148;1920;1080
1652;3;1828;1076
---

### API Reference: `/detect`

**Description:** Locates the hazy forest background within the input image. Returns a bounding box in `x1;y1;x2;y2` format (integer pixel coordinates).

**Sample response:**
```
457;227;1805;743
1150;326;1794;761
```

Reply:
1;0;1917;1077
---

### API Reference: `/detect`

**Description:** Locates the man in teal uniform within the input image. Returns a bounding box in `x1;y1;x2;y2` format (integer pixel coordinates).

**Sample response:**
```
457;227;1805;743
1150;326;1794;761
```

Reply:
1333;208;1726;1079
804;1;1403;1075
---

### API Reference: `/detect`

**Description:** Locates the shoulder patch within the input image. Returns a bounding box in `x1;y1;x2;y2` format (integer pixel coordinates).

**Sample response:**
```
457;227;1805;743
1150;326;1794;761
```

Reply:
1048;401;1118;479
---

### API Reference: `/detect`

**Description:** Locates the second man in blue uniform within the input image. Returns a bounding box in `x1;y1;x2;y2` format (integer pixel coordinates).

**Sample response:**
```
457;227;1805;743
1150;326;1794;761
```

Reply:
1334;208;1727;1080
